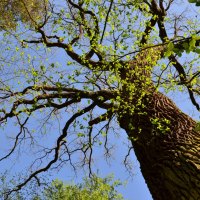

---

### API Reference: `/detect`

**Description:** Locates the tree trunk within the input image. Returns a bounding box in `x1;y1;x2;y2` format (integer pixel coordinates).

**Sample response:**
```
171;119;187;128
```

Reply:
118;91;200;200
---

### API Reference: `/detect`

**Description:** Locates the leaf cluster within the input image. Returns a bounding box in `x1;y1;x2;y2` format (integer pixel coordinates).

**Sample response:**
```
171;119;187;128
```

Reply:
0;0;48;30
1;175;124;200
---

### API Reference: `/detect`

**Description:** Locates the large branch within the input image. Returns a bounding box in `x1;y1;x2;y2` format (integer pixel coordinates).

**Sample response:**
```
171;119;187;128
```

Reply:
0;85;117;123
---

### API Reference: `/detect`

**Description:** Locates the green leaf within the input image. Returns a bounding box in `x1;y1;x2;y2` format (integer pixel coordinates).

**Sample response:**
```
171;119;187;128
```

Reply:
164;42;174;57
194;122;200;131
189;38;196;50
77;132;85;137
164;50;172;57
195;48;200;54
168;42;174;51
188;0;200;6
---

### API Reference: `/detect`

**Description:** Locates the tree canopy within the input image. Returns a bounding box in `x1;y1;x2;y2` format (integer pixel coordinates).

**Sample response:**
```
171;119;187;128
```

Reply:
1;175;124;200
0;0;200;199
0;0;48;30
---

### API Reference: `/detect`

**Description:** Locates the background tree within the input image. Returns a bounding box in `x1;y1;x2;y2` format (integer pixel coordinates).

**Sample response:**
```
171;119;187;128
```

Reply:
0;0;48;30
0;175;124;200
0;0;200;199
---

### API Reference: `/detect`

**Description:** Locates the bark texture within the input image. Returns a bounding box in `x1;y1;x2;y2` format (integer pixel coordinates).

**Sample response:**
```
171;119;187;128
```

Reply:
119;91;200;200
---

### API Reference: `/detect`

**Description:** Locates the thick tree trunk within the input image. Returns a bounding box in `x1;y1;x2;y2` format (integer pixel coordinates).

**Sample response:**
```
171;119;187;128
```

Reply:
118;91;200;200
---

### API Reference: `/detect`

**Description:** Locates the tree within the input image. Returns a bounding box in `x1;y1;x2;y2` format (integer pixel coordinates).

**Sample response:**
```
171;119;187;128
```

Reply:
0;0;48;30
0;0;200;199
1;175;124;200
41;177;123;200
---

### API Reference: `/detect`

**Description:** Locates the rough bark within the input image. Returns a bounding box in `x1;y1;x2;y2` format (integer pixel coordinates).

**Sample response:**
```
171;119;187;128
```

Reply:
118;90;200;200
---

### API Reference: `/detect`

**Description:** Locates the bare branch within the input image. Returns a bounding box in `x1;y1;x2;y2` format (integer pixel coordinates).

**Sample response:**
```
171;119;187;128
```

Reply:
4;102;97;197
